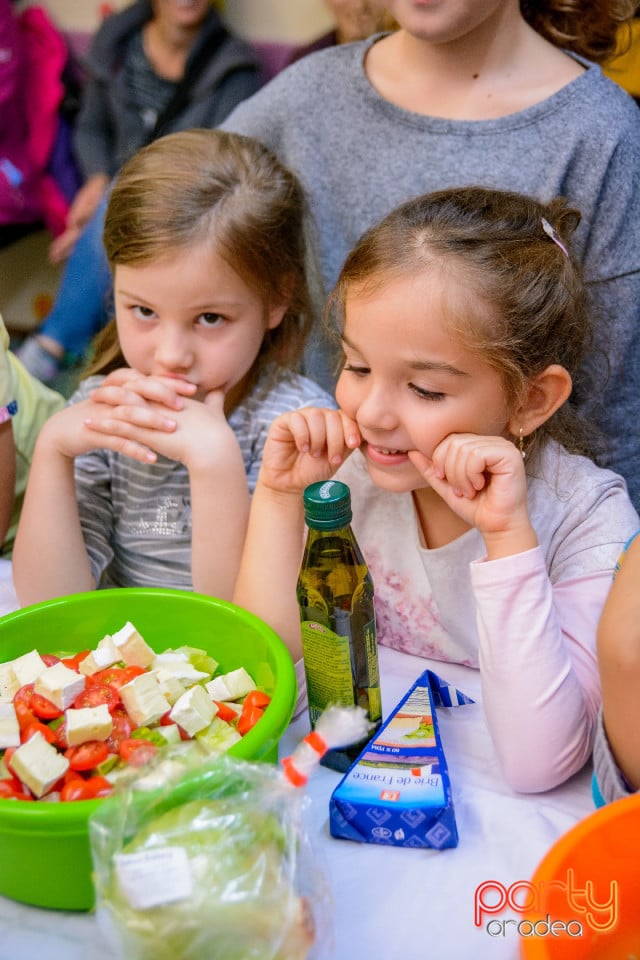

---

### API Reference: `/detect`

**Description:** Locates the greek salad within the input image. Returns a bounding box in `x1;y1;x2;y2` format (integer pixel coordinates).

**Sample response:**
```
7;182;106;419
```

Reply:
0;621;271;801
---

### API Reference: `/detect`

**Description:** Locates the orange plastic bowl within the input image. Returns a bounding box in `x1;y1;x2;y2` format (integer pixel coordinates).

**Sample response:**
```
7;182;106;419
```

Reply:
520;792;640;959
0;588;297;911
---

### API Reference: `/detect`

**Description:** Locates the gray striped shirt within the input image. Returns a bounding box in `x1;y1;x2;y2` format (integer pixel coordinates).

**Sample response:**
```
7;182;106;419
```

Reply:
70;367;334;589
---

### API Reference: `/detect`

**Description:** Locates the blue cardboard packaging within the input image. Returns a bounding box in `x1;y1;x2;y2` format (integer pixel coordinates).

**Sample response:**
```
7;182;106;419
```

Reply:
329;670;472;849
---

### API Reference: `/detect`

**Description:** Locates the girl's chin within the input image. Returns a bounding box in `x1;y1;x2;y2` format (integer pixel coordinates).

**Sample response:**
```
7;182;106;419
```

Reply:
363;457;426;493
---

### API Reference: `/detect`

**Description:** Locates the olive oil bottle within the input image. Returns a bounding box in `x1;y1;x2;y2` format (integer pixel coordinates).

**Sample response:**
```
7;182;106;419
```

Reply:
297;480;382;771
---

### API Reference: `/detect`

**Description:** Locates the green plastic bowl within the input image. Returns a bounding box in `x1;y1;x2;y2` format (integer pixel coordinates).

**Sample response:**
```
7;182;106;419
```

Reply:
0;588;297;911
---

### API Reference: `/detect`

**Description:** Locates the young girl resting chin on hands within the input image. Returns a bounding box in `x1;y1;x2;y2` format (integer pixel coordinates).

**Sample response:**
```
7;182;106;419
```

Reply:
234;186;639;793
12;130;333;605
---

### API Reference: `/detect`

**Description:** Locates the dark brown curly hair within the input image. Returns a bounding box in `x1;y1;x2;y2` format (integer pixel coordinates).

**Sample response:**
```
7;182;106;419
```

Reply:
521;0;638;63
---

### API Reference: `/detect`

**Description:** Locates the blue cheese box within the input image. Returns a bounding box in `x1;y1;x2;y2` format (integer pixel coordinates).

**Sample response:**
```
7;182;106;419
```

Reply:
329;670;473;849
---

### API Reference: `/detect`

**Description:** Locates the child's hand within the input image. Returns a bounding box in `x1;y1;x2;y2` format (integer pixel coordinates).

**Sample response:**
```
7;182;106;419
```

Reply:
409;434;538;558
33;392;173;465
35;397;155;462
89;368;197;412
259;407;361;494
84;384;236;470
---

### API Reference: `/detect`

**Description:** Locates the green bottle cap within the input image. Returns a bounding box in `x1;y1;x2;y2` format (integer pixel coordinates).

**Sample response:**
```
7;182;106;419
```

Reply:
303;480;352;529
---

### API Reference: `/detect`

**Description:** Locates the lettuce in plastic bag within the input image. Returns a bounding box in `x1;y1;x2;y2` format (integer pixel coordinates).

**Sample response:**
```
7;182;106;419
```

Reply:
89;749;329;960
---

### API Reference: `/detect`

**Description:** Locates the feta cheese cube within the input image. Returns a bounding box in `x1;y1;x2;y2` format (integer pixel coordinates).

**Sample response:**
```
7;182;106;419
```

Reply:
10;731;69;798
11;650;48;687
65;704;113;746
169;685;216;737
158;723;182;745
120;672;168;727
151;653;210;684
0;701;20;749
34;661;86;711
111;622;155;668
79;634;121;676
154;670;187;705
204;676;232;701
0;661;19;699
205;667;256;702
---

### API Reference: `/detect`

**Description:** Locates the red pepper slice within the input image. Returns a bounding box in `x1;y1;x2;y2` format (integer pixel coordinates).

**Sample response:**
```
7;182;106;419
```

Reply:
237;704;264;737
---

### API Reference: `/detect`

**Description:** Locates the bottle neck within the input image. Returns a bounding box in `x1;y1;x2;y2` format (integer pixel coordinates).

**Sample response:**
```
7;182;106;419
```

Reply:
305;520;353;534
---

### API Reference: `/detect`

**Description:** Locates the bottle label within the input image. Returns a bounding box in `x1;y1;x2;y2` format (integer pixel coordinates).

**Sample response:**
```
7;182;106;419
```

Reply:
362;618;382;723
362;620;379;684
301;621;355;727
368;685;382;725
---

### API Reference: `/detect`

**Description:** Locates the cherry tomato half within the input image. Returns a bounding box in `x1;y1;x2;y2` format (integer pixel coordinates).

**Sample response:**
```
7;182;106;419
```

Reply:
119;738;158;767
14;704;38;731
106;708;133;752
73;683;121;713
50;767;84;793
87;665;145;689
0;779;33;801
30;692;64;720
40;654;61;667
21;721;57;745
13;684;38;730
65;740;110;772
84;775;113;798
60;776;113;802
13;683;34;710
54;720;68;749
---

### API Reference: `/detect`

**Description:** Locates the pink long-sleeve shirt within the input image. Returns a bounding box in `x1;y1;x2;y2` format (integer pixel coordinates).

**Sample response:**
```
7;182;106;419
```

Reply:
335;442;639;793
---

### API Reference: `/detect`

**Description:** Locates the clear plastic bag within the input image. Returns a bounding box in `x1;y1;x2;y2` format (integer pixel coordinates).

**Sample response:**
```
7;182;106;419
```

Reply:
89;745;332;960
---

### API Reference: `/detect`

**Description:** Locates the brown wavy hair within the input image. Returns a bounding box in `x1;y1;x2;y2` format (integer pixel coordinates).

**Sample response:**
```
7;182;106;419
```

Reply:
85;129;313;379
520;0;638;63
329;186;596;465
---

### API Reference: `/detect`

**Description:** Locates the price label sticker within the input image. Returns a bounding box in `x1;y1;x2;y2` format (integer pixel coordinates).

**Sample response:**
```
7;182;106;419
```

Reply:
115;846;193;909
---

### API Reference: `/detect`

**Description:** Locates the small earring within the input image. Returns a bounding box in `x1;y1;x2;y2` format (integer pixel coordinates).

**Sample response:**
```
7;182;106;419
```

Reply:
519;427;526;460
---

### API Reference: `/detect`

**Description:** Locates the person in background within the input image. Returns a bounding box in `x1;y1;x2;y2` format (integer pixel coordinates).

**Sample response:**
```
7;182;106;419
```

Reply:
288;0;397;64
0;314;64;556
220;0;640;510
12;129;333;606
233;187;639;795
593;530;640;804
0;0;70;246
17;0;261;386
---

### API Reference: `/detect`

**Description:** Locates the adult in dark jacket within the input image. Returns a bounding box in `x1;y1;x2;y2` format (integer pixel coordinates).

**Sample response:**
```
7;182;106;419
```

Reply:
18;0;261;383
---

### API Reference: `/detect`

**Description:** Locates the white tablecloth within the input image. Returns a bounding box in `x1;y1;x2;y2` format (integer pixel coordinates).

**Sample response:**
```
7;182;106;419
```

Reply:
0;560;595;960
